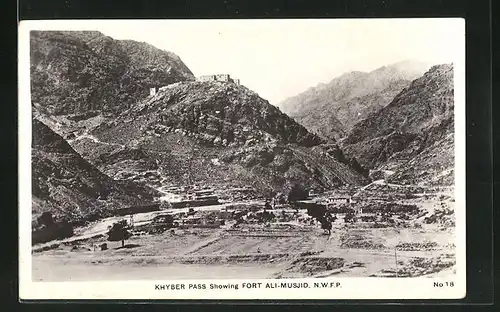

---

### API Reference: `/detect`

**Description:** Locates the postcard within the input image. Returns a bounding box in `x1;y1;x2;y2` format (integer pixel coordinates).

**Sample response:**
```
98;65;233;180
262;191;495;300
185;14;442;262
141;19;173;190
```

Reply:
18;18;465;300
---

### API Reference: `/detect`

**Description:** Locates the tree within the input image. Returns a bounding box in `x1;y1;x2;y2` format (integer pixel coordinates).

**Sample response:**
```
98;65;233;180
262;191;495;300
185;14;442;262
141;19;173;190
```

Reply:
264;200;272;211
320;219;332;235
287;183;309;203
306;203;332;235
56;220;74;238
107;220;132;247
306;203;327;220
38;211;54;227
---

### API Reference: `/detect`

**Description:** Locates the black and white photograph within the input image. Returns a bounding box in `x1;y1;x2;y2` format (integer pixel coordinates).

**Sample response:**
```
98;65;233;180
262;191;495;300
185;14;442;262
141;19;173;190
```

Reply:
18;19;465;299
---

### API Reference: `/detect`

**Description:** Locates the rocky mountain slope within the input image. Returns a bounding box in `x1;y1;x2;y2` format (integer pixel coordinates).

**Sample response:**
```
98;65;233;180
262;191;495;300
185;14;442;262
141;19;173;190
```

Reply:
32;118;158;224
30;31;368;205
68;81;368;194
342;64;455;185
277;60;430;140
30;31;194;115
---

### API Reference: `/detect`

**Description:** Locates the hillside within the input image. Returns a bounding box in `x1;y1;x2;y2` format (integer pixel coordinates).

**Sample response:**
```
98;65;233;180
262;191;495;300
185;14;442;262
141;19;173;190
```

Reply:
342;64;455;185
30;31;194;115
68;81;368;194
32;118;158;224
29;30;368;200
278;60;430;140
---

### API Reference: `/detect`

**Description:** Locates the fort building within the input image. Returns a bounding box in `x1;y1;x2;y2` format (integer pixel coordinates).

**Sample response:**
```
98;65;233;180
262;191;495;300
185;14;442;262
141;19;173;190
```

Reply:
215;74;230;82
148;74;240;98
198;74;240;85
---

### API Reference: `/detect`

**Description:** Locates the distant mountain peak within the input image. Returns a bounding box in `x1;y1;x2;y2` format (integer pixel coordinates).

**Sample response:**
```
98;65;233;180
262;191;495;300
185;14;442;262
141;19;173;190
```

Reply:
342;63;455;185
277;60;433;139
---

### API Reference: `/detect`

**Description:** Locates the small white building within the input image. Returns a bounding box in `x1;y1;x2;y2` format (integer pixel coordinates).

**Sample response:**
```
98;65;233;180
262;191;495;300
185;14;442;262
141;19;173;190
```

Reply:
328;196;351;204
198;75;217;82
150;87;157;96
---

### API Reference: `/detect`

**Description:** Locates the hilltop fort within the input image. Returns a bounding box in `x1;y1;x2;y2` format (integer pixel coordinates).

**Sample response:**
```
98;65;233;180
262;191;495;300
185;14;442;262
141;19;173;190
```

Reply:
149;74;241;96
197;74;240;85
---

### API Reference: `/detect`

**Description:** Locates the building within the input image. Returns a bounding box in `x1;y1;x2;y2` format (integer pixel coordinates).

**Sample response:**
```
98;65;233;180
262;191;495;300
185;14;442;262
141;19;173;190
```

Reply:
194;189;215;197
150;87;157;96
198;75;217;82
170;196;220;209
197;74;240;84
215;74;230;82
327;196;351;204
295;200;327;211
308;188;323;197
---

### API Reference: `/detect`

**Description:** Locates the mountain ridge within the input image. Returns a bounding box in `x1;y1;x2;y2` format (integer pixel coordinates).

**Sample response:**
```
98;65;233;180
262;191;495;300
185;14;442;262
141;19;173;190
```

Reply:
67;80;368;194
32;117;159;224
277;60;431;139
341;63;454;185
30;30;194;115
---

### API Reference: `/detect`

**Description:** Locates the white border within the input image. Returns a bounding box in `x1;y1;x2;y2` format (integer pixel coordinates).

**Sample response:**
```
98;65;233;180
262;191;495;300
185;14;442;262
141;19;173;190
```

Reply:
18;18;466;300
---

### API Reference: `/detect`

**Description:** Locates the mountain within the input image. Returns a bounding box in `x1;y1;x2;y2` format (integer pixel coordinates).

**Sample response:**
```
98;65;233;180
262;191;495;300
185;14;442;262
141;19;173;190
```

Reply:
32;118;159;225
30;31;368;202
277;60;431;140
30;31;194;115
67;81;368;194
342;64;454;185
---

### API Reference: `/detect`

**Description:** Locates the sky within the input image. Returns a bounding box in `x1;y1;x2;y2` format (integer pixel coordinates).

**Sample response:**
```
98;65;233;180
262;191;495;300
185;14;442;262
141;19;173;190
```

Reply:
27;19;465;104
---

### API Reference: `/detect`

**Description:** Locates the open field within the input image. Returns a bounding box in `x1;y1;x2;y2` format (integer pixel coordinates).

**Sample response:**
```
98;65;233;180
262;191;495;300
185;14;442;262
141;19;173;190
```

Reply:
32;182;456;281
32;219;455;281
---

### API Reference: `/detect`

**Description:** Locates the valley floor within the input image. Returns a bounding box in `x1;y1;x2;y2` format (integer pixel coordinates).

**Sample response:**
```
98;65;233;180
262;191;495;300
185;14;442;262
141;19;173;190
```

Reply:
32;221;455;281
31;183;457;281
